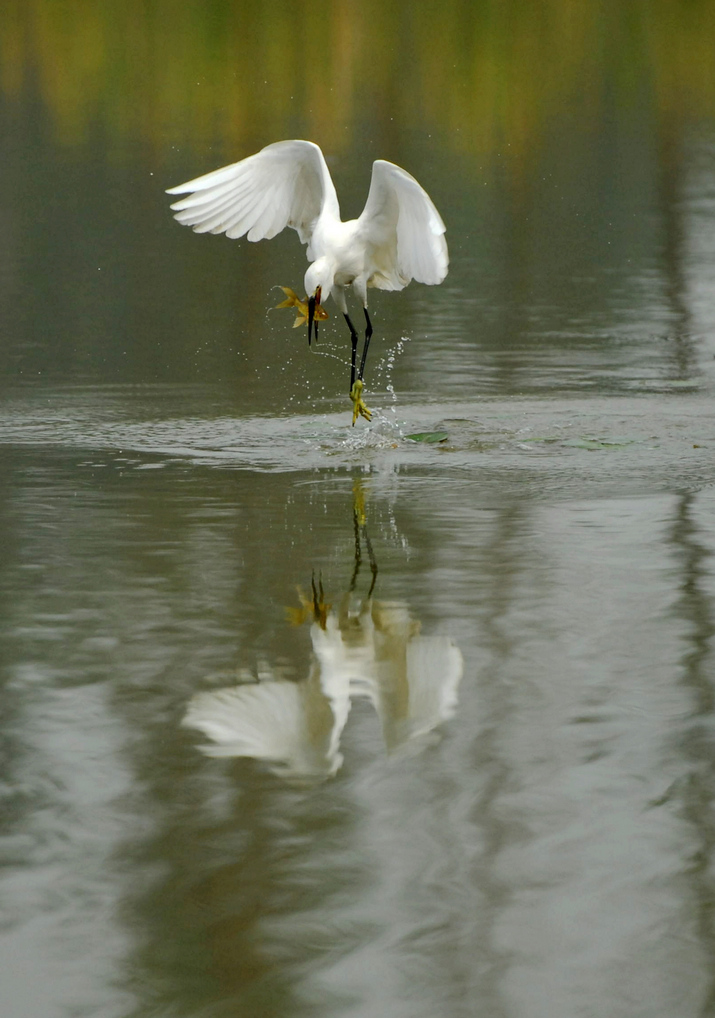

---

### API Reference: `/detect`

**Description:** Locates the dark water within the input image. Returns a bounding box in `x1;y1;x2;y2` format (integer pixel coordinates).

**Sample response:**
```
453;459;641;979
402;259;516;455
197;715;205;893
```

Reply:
2;3;715;1016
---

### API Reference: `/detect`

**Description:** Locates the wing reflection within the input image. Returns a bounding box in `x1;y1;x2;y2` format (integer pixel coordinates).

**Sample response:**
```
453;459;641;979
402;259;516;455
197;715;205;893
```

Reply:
183;485;462;782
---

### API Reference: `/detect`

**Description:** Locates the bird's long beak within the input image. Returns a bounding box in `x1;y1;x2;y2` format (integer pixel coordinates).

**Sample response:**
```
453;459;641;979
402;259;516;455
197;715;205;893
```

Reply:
307;286;321;346
307;295;315;346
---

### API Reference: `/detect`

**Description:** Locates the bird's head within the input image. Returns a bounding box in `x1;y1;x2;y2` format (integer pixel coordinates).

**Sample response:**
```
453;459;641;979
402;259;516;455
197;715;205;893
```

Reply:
304;258;333;346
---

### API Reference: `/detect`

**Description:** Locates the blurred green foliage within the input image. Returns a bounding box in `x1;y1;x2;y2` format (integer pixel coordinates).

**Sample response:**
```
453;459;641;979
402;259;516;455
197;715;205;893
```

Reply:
1;0;714;159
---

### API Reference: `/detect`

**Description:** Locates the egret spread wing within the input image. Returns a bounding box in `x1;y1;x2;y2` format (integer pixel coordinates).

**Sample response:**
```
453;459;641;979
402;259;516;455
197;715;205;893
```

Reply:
358;160;448;291
166;140;339;244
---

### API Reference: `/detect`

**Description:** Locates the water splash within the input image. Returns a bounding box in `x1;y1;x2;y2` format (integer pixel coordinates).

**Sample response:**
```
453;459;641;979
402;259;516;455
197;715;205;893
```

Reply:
334;409;406;454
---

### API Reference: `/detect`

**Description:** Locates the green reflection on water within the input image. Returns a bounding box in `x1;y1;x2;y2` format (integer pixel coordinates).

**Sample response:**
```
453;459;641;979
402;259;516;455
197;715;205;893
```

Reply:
2;0;715;160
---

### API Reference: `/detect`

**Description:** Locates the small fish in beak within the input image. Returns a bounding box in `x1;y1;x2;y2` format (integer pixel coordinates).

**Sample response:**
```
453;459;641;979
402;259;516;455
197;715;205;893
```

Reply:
276;286;328;342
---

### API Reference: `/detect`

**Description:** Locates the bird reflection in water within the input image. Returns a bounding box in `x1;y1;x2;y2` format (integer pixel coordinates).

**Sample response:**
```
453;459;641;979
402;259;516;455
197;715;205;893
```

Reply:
182;485;462;783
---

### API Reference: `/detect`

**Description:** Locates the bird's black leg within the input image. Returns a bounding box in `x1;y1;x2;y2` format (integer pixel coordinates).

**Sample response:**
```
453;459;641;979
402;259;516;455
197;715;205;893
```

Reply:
349;505;362;593
363;524;378;598
358;308;373;382
344;313;359;390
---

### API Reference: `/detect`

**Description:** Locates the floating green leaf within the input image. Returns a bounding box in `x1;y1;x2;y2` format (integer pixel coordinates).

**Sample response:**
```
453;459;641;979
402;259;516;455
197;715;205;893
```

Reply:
405;431;449;444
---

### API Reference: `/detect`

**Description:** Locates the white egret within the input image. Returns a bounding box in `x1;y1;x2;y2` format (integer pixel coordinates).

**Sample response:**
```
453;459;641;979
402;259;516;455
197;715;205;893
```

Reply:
167;140;448;423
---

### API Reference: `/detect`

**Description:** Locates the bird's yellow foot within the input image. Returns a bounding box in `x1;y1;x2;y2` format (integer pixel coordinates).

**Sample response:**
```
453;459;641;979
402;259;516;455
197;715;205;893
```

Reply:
350;380;372;425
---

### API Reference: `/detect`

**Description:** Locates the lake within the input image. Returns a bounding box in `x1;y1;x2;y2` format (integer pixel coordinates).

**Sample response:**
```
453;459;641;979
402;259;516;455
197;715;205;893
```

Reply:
1;3;715;1016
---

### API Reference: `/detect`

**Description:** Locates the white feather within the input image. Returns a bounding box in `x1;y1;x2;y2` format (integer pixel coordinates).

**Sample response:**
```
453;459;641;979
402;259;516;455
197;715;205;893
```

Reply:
167;140;448;311
167;139;338;245
358;160;448;290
